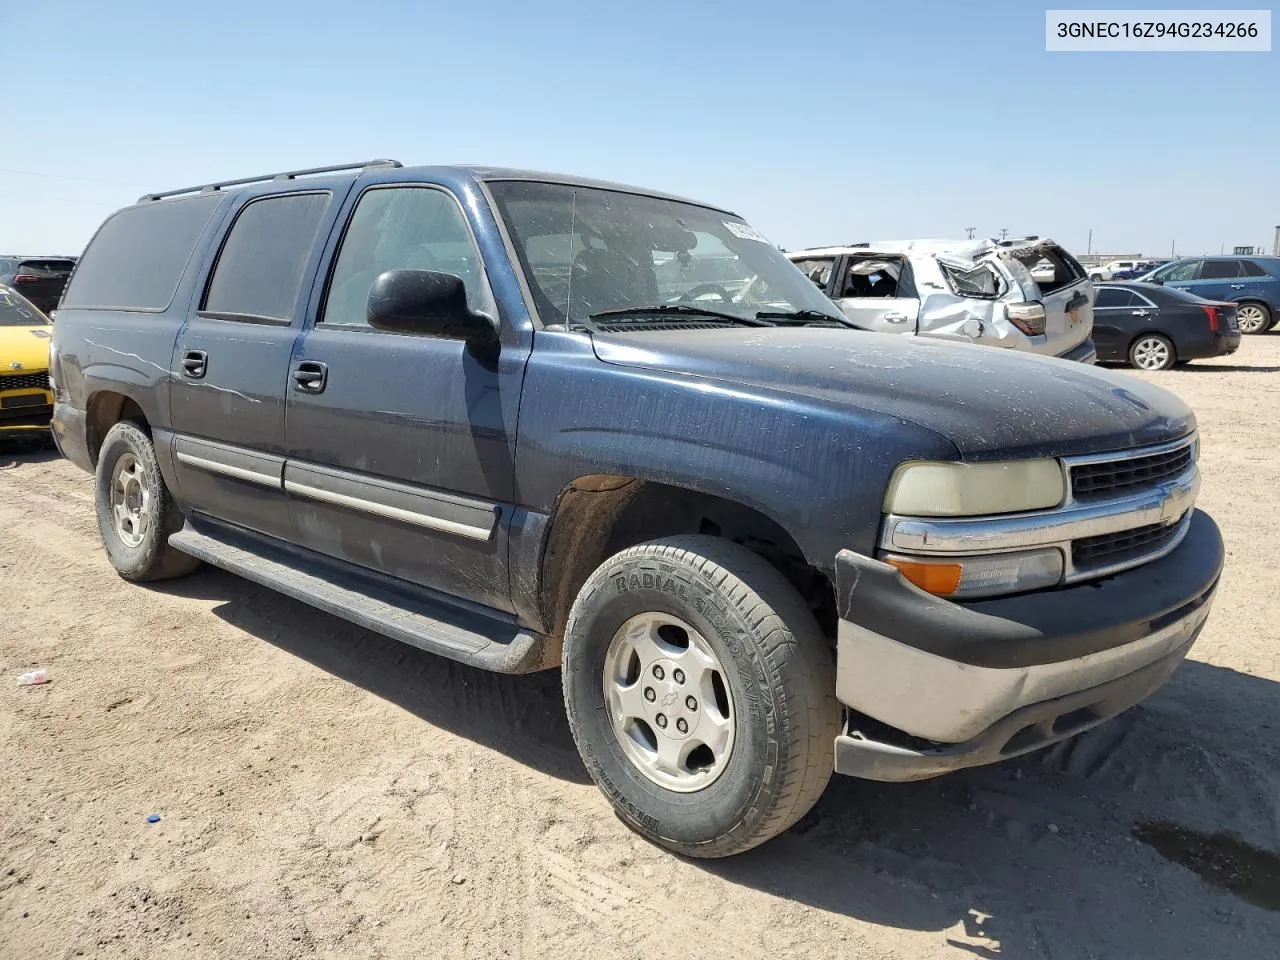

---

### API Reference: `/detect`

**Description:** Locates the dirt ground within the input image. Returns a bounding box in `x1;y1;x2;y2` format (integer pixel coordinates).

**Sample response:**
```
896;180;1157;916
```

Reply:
2;338;1279;960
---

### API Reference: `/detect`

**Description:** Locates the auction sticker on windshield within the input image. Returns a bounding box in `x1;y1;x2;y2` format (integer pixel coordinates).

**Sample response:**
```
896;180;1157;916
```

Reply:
724;221;771;243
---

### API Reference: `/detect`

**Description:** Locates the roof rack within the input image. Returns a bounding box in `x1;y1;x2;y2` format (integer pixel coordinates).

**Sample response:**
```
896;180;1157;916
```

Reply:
137;159;403;202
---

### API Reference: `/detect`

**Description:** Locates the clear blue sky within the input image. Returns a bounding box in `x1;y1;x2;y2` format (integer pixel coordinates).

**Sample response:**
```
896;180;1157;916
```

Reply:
2;0;1276;257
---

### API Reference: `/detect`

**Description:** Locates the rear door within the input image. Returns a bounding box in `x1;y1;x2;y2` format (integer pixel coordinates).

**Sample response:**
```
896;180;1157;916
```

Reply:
832;254;919;333
1234;259;1278;306
168;186;349;541
1184;259;1246;302
1091;286;1149;358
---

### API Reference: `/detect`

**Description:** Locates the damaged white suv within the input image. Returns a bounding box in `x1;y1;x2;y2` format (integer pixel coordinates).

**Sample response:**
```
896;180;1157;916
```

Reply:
788;238;1097;362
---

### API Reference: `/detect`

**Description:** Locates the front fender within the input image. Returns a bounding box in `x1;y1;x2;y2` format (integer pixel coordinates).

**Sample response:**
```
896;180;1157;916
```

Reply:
515;334;958;567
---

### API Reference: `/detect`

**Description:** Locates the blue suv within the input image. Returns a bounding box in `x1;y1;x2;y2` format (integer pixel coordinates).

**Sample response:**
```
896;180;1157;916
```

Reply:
1140;256;1280;334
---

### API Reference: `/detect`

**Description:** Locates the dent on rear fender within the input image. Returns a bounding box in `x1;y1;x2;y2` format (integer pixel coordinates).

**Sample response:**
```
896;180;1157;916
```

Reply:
918;294;1016;348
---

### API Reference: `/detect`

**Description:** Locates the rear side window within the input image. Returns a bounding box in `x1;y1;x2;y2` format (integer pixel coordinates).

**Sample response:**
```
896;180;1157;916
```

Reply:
1239;260;1268;277
61;195;222;311
1200;260;1244;280
202;192;330;322
15;259;75;278
1096;287;1137;308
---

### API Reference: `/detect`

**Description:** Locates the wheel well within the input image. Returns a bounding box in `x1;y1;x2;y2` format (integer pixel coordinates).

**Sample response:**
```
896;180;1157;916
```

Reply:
539;476;836;641
86;391;148;464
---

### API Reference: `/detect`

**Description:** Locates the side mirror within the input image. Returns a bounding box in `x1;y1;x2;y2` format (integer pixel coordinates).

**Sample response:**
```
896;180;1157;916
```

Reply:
367;269;497;344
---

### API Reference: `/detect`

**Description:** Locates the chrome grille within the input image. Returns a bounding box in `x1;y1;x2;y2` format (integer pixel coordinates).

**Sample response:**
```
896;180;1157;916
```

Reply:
0;370;50;392
1072;517;1185;569
1070;441;1193;500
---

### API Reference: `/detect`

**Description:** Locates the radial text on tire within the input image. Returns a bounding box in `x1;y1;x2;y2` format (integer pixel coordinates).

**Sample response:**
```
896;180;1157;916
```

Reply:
561;535;841;858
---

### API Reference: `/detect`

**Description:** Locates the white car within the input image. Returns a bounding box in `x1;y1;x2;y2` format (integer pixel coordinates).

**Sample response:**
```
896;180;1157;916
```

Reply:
788;238;1097;361
1088;260;1143;282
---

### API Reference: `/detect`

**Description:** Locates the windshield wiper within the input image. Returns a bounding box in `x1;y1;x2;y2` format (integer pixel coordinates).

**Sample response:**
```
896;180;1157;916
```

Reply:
754;309;849;326
588;304;772;327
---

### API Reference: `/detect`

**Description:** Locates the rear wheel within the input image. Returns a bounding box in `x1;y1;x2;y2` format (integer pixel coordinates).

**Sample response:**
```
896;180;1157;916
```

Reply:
562;535;840;858
94;421;199;581
1236;302;1271;334
1129;334;1175;371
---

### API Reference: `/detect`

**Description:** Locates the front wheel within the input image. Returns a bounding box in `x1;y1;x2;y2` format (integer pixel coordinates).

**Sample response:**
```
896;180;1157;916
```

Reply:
1129;334;1176;370
94;421;200;581
1236;302;1271;335
562;535;840;858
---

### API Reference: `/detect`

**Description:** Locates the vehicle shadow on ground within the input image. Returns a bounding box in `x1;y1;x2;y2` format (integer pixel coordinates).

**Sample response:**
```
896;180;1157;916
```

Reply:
0;441;59;469
151;569;1280;958
700;658;1280;958
1176;363;1280;373
151;565;591;785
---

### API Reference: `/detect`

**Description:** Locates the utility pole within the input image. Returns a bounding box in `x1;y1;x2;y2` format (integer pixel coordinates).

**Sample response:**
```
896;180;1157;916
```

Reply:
965;226;976;239
1087;228;1092;255
999;227;1009;242
1171;240;1175;258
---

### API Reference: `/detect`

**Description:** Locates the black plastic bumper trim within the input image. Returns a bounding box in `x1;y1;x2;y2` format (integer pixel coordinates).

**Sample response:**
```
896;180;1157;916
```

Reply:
835;509;1222;669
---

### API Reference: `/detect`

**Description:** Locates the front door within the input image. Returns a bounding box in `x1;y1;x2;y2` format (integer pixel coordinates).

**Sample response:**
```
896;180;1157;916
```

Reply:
168;188;342;541
832;255;919;333
283;183;531;612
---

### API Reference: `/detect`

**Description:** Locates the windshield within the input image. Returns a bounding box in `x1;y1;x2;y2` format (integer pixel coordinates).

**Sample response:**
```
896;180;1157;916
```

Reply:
0;288;48;326
487;181;842;327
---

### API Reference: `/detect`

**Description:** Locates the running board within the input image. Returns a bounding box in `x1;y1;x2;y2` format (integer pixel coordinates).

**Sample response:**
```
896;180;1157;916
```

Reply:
168;523;557;674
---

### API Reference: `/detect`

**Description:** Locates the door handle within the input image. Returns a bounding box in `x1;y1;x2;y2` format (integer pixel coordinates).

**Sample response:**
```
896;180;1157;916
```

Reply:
1132;309;1151;316
292;360;328;394
1230;284;1245;289
180;349;207;379
883;313;909;324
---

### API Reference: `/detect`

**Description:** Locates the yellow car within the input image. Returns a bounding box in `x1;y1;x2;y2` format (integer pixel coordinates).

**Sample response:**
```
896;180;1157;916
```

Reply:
0;284;54;438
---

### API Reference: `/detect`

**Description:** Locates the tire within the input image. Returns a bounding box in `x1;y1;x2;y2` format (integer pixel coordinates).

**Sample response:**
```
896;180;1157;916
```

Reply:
94;421;200;581
562;535;840;858
1236;301;1271;335
1128;334;1176;371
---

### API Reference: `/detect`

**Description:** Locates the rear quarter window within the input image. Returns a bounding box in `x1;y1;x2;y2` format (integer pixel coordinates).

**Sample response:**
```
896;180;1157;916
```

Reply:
61;194;222;311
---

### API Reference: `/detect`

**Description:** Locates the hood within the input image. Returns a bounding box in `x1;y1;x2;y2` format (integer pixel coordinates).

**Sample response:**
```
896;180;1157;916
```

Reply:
591;328;1194;460
0;325;52;373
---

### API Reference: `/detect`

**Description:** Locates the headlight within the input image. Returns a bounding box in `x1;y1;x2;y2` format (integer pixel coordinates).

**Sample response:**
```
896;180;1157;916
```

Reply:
882;548;1064;599
884;459;1065;517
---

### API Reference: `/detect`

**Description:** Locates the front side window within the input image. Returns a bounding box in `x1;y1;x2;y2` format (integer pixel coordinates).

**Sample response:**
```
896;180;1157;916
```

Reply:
487;180;843;326
789;257;836;290
1153;260;1201;282
1199;260;1244;280
203;192;330;322
323;186;485;327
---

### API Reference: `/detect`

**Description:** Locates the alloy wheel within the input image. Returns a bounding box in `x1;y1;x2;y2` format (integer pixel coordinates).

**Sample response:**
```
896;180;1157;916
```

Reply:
602;612;735;792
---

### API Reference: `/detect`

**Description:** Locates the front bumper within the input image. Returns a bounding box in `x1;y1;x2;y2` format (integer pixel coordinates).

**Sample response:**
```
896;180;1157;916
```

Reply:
832;509;1222;781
